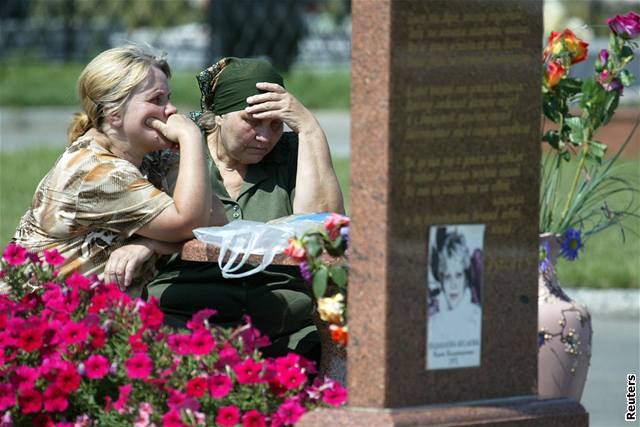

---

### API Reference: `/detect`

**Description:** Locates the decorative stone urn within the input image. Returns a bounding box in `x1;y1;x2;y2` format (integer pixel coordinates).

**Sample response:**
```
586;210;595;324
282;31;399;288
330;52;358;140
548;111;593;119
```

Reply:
538;233;592;401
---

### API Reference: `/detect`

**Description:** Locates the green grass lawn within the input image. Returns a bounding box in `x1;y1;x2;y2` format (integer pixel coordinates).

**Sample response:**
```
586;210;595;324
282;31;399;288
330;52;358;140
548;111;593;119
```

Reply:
0;62;350;110
1;147;637;288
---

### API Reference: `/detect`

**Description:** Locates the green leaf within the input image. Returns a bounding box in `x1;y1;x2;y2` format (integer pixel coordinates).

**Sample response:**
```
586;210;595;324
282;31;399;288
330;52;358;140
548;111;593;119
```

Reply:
325;236;347;257
588;140;608;162
619;69;635;87
601;90;620;127
609;32;621;56
305;237;323;258
620;45;634;63
312;266;328;298
542;130;561;149
580;77;606;110
542;93;563;123
565;117;584;145
329;266;348;287
558;77;582;96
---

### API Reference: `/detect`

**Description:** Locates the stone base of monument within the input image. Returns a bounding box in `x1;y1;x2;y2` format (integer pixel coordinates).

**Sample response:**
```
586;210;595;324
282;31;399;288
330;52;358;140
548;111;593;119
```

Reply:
298;397;587;426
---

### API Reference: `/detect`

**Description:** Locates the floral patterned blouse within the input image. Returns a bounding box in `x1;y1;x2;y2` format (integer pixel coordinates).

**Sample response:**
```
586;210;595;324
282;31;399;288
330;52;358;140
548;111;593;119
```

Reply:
13;135;174;288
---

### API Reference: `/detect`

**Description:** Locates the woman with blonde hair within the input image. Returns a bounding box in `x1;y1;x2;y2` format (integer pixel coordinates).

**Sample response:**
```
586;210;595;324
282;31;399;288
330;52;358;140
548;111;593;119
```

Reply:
13;45;222;295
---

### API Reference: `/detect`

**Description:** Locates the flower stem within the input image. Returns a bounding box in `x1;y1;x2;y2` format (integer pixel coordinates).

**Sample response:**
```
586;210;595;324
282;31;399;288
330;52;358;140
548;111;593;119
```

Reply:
560;135;590;225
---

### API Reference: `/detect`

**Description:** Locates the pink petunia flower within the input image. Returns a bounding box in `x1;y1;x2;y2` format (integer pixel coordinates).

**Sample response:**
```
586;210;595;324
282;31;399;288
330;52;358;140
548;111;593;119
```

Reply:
139;300;164;330
233;358;264;385
85;354;109;379
65;271;92;291
113;384;132;414
215;344;240;369
59;321;89;347
2;243;27;266
43;384;69;412
32;413;54;427
18;387;42;414
215;405;240;427
322;381;348;407
275;353;301;373
134;402;153;427
185;377;208;398
209;373;233;399
276;398;306;425
242;409;266;427
128;331;149;353
43;248;65;267
0;383;16;411
88;326;107;350
162;409;186;427
17;325;44;352
167;333;191;356
125;352;153;379
277;367;306;390
13;365;40;393
189;330;215;355
55;363;81;393
186;308;217;331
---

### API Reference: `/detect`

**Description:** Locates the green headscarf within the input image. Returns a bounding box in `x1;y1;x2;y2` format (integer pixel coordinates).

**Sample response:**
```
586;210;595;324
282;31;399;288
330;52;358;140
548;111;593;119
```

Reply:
196;57;284;116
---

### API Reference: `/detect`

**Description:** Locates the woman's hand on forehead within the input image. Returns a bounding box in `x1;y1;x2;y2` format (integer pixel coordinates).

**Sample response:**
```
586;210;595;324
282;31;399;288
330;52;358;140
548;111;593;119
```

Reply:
244;82;315;134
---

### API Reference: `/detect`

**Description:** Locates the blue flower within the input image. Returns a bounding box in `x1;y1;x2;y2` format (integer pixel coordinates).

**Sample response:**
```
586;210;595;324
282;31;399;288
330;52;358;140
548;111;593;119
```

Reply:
559;228;583;261
299;261;313;282
539;241;551;273
340;226;349;246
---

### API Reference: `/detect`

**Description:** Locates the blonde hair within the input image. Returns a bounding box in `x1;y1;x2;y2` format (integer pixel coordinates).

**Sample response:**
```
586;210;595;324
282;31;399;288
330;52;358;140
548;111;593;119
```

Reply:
68;45;171;144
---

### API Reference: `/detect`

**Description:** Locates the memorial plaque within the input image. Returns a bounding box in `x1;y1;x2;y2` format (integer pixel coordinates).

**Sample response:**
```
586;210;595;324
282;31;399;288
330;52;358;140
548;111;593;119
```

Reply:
349;0;542;407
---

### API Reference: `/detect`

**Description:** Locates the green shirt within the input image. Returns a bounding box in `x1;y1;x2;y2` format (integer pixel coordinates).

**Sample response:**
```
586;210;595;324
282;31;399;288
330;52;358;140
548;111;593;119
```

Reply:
211;132;298;222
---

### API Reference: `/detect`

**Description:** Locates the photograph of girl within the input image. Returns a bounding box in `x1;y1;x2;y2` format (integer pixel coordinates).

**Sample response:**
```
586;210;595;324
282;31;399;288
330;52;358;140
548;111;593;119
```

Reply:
426;224;484;370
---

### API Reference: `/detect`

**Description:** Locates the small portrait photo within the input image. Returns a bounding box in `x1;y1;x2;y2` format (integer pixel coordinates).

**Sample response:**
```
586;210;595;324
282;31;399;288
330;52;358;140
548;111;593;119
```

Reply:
426;224;485;370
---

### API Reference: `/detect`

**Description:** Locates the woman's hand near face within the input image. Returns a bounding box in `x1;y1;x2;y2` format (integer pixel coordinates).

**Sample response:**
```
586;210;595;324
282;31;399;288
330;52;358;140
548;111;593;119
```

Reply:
146;114;201;147
244;82;320;136
137;114;213;242
245;83;344;214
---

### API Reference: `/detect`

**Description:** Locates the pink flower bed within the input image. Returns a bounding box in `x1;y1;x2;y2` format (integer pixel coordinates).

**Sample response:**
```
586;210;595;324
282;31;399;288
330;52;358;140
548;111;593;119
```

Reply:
0;243;346;426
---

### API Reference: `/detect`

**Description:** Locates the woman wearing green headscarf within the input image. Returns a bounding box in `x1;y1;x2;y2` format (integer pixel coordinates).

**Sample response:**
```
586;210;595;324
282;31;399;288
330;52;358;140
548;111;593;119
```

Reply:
131;57;344;362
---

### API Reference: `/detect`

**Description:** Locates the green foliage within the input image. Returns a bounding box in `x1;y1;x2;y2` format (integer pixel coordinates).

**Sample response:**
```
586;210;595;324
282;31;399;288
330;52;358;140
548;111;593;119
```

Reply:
0;147;64;247
0;62;351;110
540;21;639;240
312;265;329;299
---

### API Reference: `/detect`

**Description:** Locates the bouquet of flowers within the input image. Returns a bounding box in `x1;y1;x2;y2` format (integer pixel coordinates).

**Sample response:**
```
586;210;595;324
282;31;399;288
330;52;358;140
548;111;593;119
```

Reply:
284;215;349;347
540;11;639;262
0;243;346;427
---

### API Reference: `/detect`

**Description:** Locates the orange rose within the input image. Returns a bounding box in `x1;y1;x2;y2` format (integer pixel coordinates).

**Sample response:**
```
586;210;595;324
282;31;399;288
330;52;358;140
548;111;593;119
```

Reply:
545;61;565;88
543;29;588;65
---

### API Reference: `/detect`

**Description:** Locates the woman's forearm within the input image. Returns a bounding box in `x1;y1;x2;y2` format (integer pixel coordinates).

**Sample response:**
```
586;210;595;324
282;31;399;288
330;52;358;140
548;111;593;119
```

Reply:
293;120;345;214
